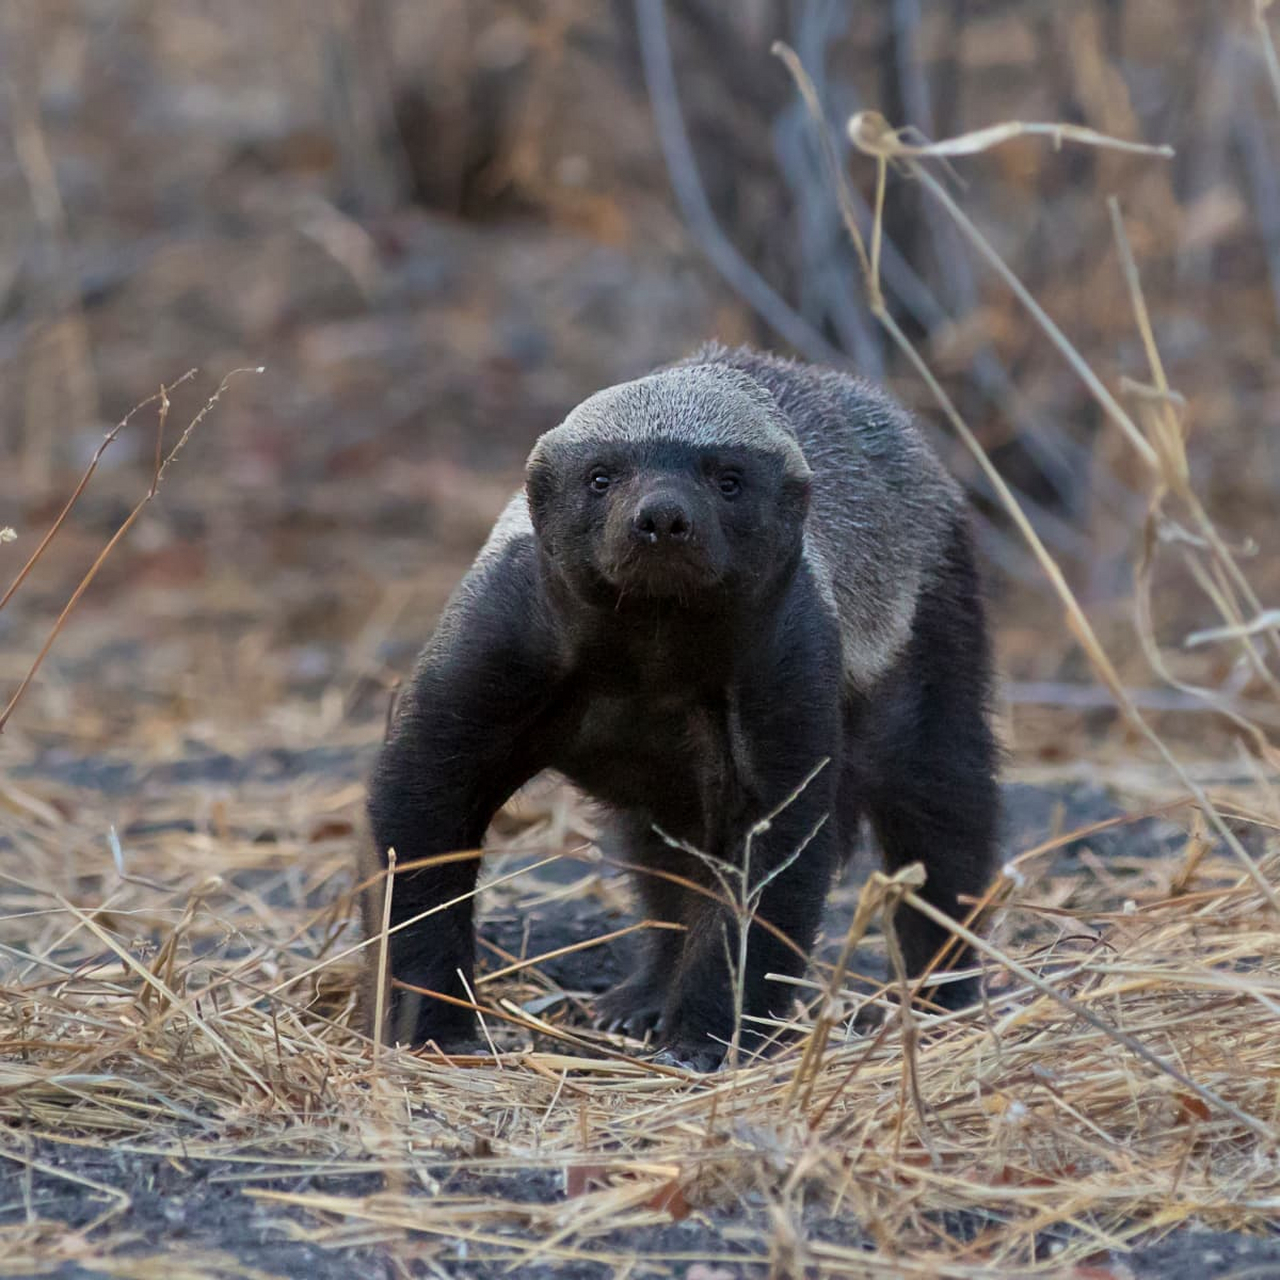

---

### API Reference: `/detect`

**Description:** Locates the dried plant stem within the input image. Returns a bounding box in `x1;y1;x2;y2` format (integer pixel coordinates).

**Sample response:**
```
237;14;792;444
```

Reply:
846;108;1176;162
478;920;681;985
372;847;395;1062
0;367;261;734
772;45;1279;917
0;371;197;616
1108;197;1280;685
894;888;1273;1140
902;163;1159;471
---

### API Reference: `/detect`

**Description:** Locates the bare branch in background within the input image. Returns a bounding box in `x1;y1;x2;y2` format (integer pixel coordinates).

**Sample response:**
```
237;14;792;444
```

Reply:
2;1;100;482
891;0;982;321
634;0;843;366
777;0;884;377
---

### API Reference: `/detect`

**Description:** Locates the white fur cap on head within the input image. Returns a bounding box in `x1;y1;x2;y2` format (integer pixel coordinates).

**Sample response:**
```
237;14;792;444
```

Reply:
529;363;812;480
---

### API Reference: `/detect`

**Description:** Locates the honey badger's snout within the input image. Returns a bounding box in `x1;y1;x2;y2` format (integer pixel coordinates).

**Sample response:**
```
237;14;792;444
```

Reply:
603;476;723;597
631;489;694;545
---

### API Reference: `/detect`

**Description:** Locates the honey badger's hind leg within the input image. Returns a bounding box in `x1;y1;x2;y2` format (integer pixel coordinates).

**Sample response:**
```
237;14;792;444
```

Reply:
595;812;695;1038
859;517;1000;1012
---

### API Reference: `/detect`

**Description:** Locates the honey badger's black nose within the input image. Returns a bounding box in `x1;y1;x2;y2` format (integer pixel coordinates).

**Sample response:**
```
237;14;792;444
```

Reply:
632;494;693;544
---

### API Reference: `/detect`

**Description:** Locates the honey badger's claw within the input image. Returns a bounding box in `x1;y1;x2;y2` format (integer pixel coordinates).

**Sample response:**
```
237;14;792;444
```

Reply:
652;1048;695;1071
595;978;665;1039
653;1045;724;1074
600;1012;659;1037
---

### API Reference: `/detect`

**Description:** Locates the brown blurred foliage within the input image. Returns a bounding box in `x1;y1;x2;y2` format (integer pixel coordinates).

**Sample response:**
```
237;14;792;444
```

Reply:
1;0;1277;753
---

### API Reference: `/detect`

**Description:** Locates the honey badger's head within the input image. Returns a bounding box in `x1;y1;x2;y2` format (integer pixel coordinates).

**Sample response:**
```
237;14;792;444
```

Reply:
526;365;812;610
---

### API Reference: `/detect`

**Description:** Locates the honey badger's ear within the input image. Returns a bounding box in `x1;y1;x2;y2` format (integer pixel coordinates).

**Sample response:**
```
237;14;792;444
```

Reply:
784;467;813;523
525;437;557;536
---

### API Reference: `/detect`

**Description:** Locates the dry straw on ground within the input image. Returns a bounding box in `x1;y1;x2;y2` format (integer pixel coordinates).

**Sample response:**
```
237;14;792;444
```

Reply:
1;768;1277;1276
4;41;1280;1280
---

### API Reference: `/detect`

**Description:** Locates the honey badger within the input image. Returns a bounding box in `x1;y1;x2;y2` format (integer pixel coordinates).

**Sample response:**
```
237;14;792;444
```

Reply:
366;343;999;1069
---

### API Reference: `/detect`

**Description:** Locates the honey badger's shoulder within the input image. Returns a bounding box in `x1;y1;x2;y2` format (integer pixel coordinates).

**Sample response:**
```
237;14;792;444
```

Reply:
674;343;969;688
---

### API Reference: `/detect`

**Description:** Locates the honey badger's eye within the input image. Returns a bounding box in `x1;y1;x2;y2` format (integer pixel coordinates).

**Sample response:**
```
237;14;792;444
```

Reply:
588;470;612;493
717;472;742;497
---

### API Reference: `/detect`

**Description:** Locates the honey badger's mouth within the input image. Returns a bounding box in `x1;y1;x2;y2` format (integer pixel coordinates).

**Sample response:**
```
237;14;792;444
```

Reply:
597;544;725;600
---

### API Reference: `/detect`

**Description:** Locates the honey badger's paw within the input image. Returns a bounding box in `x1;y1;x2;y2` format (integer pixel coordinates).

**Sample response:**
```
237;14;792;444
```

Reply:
654;1026;781;1072
594;975;665;1039
653;1042;726;1074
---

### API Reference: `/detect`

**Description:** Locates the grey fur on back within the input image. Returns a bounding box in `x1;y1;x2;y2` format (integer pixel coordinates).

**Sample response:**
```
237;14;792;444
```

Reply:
674;343;962;689
476;344;963;691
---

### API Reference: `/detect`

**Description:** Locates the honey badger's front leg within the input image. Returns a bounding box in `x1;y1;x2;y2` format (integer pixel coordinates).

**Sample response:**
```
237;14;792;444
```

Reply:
652;592;844;1072
365;545;555;1048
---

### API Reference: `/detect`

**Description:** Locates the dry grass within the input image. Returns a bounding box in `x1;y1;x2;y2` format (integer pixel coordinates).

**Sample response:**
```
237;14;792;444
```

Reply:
0;760;1277;1276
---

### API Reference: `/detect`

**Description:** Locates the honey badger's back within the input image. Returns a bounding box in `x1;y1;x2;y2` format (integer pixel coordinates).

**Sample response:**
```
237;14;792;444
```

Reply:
675;343;964;691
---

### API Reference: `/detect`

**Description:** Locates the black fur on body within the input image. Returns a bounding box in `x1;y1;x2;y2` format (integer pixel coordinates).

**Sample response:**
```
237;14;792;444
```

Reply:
366;344;999;1070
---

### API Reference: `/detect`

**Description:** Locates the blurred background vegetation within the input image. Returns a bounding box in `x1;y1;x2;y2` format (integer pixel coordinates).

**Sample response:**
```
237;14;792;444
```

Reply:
1;0;1277;765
